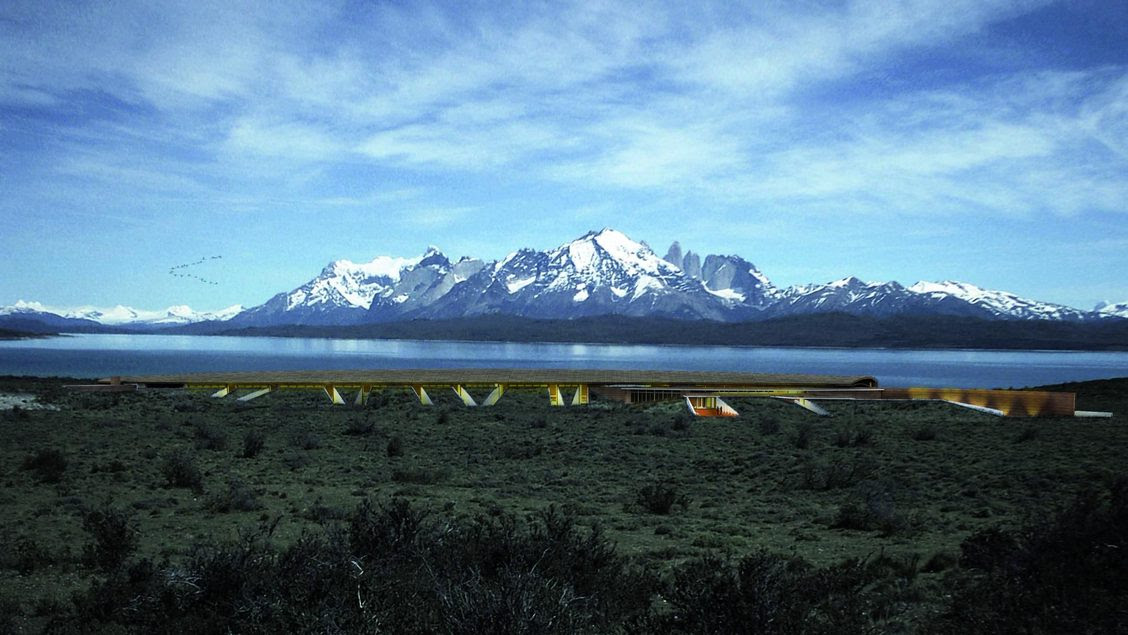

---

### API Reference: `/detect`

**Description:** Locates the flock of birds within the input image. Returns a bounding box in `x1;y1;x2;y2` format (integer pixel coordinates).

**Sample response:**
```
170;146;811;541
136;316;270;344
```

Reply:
168;255;222;285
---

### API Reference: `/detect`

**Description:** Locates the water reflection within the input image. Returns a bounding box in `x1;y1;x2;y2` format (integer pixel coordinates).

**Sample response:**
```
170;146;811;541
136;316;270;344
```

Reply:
0;333;1125;388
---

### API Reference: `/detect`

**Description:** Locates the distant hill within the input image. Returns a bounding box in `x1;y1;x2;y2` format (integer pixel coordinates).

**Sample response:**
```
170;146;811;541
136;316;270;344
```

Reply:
197;312;1128;351
0;326;53;340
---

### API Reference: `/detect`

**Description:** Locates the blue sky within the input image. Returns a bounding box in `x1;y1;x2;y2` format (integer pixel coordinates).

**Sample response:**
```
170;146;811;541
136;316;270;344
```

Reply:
1;0;1126;312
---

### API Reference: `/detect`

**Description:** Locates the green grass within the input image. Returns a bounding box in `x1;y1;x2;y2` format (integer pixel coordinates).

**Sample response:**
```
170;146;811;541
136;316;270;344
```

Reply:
1;375;1126;631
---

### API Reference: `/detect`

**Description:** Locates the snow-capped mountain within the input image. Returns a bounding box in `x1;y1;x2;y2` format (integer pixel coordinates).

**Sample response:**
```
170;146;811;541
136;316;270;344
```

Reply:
411;229;730;320
367;250;486;321
0;300;244;325
151;230;1128;325
765;277;1096;321
1096;301;1128;319
229;254;423;326
6;228;1122;330
770;277;920;318
906;281;1091;321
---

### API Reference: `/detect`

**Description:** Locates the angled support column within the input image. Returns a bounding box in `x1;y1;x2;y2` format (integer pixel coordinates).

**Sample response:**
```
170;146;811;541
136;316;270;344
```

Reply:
482;384;505;406
411;385;433;406
212;384;236;398
571;384;589;405
945;400;1004;416
774;396;829;417
548;384;564;406
452;385;477;407
238;386;273;402
355;384;372;406
324;384;345;405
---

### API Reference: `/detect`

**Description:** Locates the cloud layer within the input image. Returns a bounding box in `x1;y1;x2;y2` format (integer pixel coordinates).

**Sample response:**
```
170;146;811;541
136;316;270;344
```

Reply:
2;0;1126;308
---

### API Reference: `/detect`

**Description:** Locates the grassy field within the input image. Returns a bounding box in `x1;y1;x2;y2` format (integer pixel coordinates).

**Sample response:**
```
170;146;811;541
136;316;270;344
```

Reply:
1;375;1126;632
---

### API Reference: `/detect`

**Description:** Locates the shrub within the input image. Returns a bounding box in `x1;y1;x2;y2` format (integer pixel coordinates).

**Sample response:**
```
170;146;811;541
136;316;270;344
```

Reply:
637;483;687;515
852;427;875;446
193;421;228;451
22;448;67;483
282;451;311;471
651;552;875;633
240;430;265;458
13;536;53;575
207;478;262;513
911;425;937;441
160;449;204;492
938;480;1128;632
799;457;876;491
292;431;321;450
1015;426;1039;443
386;435;404;458
498;441;543;460
391;466;449;484
758;416;781;436
832;482;905;536
81;507;137;571
344;416;374;436
791;422;814;449
672;412;691;431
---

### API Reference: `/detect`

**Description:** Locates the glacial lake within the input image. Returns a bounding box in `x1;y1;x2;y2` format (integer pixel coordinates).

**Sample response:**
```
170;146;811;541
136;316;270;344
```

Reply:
0;333;1125;388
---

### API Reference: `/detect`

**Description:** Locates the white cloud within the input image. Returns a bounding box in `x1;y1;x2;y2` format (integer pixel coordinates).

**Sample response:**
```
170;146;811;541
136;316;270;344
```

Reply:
3;0;1125;222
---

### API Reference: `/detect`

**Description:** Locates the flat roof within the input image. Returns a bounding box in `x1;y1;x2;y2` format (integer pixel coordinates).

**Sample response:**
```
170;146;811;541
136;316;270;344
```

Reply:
109;369;879;389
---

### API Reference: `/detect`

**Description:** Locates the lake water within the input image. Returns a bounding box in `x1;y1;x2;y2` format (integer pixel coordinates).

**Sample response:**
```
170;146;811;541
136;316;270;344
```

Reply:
0;333;1125;388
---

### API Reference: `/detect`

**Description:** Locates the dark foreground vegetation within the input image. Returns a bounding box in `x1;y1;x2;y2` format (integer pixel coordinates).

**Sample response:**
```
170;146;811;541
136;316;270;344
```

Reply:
1;376;1126;632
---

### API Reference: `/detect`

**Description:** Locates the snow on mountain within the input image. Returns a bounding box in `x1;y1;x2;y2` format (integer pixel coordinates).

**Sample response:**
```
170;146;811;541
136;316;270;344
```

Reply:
413;229;732;320
1094;301;1128;319
10;229;1112;328
765;277;1093;321
771;277;920;318
366;250;487;321
0;300;244;325
907;281;1090;321
232;253;425;326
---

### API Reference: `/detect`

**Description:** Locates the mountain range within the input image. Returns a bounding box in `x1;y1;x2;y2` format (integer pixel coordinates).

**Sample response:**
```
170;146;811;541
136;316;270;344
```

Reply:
2;229;1126;334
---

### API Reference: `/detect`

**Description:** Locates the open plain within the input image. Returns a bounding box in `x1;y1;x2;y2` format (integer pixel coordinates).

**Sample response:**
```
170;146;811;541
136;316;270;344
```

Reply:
1;375;1126;632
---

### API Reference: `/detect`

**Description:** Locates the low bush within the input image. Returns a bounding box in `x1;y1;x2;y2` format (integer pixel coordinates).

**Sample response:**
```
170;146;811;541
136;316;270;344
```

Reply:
193;421;227;451
344;416;374;436
12;536;53;575
22;448;67;483
758;416;781;436
911;425;937;441
832;481;905;536
391;465;450;484
637;483;687;515
207;477;262;513
799;456;877;491
649;551;879;633
81;507;138;571
386;435;404;457
160;449;204;492
61;500;655;632
835;427;877;448
937;480;1128;632
1015;426;1039;443
282;451;311;471
240;430;265;458
292;431;322;450
792;422;815;449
